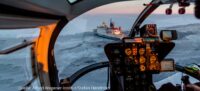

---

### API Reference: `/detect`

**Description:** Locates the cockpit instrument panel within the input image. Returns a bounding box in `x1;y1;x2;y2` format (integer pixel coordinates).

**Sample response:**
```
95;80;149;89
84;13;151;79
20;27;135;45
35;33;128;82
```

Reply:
104;37;175;91
123;38;160;73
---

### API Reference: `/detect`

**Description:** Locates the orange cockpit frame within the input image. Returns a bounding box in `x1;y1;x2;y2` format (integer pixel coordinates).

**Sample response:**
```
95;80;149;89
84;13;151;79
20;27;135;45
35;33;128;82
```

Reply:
0;19;68;90
33;19;68;89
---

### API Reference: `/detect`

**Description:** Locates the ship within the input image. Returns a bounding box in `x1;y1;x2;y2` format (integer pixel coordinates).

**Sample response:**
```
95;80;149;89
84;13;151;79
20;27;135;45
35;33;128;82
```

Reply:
94;20;126;40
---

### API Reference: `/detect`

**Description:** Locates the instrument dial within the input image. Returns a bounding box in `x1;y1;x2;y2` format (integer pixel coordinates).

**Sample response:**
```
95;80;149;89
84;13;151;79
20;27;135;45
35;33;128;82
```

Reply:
139;56;146;64
139;48;145;55
140;65;146;71
125;48;132;56
150;55;157;64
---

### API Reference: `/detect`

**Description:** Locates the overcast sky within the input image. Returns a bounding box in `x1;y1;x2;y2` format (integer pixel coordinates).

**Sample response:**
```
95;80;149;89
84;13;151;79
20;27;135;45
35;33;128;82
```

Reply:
86;1;194;15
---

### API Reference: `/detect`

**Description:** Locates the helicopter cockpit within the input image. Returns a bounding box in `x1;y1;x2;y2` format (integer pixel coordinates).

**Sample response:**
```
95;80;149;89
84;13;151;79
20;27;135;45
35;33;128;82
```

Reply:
58;0;200;91
0;0;200;91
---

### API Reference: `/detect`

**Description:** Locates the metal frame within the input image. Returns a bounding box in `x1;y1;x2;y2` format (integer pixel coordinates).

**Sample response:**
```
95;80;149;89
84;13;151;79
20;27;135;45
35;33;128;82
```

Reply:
0;3;62;20
129;0;161;37
0;40;34;54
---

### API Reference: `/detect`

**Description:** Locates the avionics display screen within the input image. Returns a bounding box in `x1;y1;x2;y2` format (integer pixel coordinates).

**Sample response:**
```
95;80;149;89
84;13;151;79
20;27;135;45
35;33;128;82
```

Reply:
162;31;172;40
160;60;174;71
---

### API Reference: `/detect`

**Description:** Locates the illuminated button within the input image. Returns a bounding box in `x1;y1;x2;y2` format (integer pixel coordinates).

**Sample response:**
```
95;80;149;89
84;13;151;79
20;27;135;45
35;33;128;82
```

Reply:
129;56;134;60
134;59;139;64
139;48;145;55
132;47;137;55
125;48;132;56
132;44;136;46
139;56;146;64
150;55;157;64
146;44;151;54
140;65;146;71
134;38;143;43
149;64;157;70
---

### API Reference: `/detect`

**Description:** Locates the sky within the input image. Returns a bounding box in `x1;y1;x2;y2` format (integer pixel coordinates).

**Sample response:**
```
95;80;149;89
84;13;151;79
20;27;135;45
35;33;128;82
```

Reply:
86;0;194;15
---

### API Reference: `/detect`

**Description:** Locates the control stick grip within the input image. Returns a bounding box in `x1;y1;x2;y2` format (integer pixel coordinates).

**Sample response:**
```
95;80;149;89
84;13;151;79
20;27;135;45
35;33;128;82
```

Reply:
182;76;194;91
182;75;190;85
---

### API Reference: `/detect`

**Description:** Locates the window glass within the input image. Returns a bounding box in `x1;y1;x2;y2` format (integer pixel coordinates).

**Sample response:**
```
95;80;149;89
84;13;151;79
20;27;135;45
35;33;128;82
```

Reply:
0;28;40;91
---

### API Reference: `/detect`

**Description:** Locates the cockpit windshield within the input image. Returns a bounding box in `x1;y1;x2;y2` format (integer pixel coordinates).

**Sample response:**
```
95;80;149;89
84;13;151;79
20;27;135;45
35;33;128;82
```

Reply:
55;0;200;90
1;0;200;91
55;0;151;90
